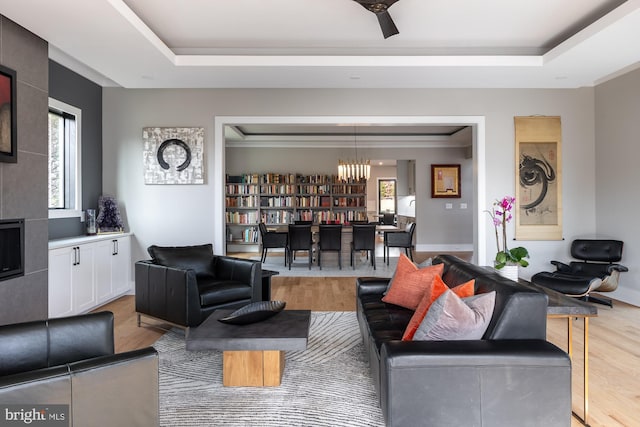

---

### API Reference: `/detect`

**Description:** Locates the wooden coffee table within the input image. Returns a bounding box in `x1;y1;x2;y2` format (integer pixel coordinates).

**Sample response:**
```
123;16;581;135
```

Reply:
186;309;311;387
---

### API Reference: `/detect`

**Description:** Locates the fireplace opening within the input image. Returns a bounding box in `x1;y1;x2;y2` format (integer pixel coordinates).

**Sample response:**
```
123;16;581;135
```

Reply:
0;219;24;282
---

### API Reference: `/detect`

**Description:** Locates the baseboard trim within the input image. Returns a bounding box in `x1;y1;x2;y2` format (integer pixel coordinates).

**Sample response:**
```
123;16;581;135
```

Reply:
416;244;474;252
609;287;640;307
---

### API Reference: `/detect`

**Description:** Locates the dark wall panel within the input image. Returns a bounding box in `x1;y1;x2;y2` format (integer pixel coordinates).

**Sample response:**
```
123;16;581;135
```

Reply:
0;16;49;324
48;60;103;239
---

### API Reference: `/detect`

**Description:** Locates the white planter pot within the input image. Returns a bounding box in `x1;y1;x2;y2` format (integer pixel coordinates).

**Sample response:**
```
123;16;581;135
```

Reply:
495;264;519;282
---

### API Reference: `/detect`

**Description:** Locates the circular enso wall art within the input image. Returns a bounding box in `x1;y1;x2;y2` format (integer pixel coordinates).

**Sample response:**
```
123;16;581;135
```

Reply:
157;138;192;171
142;127;204;185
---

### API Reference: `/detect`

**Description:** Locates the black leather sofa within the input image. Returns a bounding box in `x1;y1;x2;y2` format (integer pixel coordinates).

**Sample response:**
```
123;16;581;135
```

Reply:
135;243;262;327
0;311;158;426
357;254;571;427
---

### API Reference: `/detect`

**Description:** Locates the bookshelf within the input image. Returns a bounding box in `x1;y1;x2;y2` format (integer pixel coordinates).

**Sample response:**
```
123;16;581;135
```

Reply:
225;172;367;252
296;174;332;224
225;174;260;250
259;173;296;226
331;181;368;223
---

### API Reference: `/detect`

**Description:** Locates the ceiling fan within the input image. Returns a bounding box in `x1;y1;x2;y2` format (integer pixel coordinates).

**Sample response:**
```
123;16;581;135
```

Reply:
352;0;400;39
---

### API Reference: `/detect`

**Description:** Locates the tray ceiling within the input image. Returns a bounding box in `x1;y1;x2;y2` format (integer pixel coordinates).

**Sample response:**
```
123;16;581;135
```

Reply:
1;0;639;88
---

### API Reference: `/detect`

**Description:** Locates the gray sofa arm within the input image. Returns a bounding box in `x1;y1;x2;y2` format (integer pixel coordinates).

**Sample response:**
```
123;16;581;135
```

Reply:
135;260;202;326
380;339;571;427
0;348;158;427
70;347;159;427
0;366;72;404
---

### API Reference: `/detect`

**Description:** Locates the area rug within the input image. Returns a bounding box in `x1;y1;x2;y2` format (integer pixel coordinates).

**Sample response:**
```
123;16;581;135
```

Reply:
253;254;398;278
155;311;385;427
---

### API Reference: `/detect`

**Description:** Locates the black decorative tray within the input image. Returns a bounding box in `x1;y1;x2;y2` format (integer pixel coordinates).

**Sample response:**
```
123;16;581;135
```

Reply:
218;301;286;325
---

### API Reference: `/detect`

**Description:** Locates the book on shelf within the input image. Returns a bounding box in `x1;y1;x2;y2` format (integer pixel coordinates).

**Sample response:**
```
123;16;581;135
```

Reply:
261;184;296;195
261;173;296;184
226;173;260;184
226;195;258;208
226;211;258;224
226;184;259;195
260;196;294;207
261;210;293;225
227;226;259;243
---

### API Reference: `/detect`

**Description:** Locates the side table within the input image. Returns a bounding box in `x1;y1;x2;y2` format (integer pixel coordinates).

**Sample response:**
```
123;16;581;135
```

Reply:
518;278;598;426
261;269;279;301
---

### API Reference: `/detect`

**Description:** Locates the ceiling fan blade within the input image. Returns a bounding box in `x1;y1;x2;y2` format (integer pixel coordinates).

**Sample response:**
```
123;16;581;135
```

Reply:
376;10;399;39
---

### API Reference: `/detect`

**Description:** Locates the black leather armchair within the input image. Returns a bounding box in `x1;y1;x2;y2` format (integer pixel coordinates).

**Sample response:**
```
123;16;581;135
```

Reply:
135;244;261;327
531;239;628;307
258;222;288;265
383;221;416;265
0;312;159;426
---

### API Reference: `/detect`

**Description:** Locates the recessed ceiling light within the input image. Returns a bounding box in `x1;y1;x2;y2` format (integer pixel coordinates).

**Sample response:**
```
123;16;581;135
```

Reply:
350;75;361;80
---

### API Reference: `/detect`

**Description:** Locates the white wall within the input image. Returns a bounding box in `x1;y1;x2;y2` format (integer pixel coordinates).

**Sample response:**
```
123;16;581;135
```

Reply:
595;68;640;306
103;88;596;289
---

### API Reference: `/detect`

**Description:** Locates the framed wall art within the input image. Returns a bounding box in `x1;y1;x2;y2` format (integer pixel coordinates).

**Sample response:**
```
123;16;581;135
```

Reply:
143;127;205;184
431;164;461;198
0;64;17;163
514;116;563;240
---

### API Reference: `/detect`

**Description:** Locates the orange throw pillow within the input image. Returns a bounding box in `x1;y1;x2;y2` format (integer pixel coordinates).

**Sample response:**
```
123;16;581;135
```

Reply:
381;254;444;310
402;275;475;341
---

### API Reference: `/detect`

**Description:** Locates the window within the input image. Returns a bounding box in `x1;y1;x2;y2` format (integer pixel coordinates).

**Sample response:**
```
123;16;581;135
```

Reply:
378;179;397;214
48;98;81;218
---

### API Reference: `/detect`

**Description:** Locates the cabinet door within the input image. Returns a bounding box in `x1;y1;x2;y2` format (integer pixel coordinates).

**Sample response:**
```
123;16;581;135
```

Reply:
72;244;97;313
407;160;415;195
396;160;409;195
48;247;74;318
111;236;132;295
94;239;114;305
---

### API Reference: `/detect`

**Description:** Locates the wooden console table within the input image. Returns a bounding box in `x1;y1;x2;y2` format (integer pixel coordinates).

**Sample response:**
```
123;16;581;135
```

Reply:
518;279;598;426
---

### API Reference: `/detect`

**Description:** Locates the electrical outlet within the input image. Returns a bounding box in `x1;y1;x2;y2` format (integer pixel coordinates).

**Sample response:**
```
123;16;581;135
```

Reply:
445;203;453;209
460;203;467;209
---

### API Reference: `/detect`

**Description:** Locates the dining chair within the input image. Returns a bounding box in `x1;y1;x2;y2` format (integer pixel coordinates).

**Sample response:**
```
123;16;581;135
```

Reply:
318;224;342;270
287;224;313;270
384;222;416;265
350;224;376;270
258;222;288;266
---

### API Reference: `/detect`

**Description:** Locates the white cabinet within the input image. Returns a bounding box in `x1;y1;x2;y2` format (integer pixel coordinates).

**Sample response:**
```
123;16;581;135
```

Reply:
49;244;97;317
48;246;75;318
94;239;114;305
72;244;97;313
111;237;131;295
49;234;132;318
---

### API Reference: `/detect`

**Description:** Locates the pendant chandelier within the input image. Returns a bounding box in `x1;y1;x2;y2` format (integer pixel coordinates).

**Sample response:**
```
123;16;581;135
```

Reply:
337;126;371;182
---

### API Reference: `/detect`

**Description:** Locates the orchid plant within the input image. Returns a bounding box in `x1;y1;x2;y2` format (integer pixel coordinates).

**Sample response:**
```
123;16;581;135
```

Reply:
487;196;529;269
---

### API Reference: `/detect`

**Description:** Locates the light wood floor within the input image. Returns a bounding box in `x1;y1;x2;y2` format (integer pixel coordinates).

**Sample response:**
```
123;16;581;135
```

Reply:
101;258;639;427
